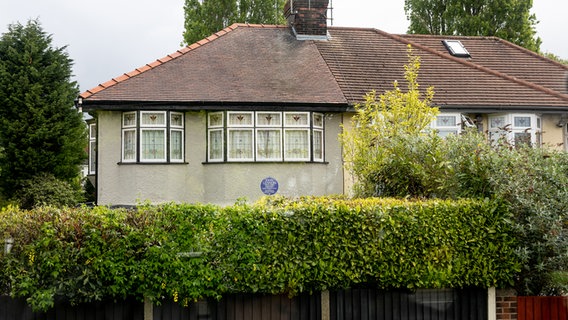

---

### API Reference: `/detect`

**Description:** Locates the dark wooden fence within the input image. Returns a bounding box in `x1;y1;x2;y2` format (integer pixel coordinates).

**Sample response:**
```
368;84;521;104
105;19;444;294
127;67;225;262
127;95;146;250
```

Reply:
517;296;568;320
0;296;143;320
1;288;486;320
329;288;487;320
153;293;321;320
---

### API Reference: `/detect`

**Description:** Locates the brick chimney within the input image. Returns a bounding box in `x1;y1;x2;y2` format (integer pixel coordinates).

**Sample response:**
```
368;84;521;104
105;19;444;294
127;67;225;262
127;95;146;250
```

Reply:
284;0;329;40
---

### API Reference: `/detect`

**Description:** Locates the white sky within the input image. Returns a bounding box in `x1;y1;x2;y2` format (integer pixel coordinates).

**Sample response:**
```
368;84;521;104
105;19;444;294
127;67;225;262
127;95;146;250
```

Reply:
1;0;567;92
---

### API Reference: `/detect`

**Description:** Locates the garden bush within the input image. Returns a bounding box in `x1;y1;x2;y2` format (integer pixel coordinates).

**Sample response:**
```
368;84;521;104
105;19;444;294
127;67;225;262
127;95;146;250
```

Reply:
0;198;518;311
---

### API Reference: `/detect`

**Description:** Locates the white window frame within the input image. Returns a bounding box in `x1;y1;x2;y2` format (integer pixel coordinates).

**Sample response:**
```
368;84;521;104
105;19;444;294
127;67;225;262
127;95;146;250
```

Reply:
169;112;184;163
488;113;541;147
122;112;137;163
208;112;225;162
88;123;97;174
284;112;311;162
207;111;324;163
140;111;167;162
121;111;185;163
431;113;462;137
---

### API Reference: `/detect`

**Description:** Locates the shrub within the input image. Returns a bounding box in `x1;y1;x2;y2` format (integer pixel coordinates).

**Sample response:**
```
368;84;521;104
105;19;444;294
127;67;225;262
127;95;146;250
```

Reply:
12;173;84;209
0;198;518;311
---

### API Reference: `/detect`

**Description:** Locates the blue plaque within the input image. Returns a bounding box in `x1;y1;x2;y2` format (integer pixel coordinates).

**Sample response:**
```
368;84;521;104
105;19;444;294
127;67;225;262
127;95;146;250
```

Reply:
260;177;279;195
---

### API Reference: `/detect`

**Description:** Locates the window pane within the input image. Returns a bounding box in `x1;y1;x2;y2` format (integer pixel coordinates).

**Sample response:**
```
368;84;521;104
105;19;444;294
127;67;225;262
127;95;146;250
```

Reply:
313;113;324;128
89;140;96;174
89;124;97;138
436;115;457;127
515;132;531;147
313;129;323;161
437;129;459;137
208;112;224;128
257;112;281;126
141;112;166;126
170;130;183;161
514;116;531;127
170;112;183;128
490;116;506;128
256;129;281;160
141;129;166;160
228;129;253;160
123;112;136;127
285;129;309;160
285;112;309;127
122;129;137;161
228;112;253;126
208;129;224;161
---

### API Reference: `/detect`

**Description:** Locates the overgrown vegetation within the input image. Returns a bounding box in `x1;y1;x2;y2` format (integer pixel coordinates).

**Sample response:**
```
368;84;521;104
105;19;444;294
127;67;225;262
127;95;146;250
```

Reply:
0;198;518;312
340;47;568;296
0;20;87;203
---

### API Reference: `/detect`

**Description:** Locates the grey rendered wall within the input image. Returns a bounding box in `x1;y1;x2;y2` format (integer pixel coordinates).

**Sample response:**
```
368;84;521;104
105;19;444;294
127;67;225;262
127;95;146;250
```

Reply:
96;111;344;206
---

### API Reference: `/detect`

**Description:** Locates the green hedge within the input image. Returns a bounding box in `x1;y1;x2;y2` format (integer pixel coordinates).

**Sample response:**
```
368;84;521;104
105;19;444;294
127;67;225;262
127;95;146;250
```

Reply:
0;197;519;311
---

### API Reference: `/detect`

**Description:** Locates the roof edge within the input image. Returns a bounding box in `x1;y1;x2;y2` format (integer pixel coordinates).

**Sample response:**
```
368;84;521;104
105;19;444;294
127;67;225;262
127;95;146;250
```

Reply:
79;23;288;100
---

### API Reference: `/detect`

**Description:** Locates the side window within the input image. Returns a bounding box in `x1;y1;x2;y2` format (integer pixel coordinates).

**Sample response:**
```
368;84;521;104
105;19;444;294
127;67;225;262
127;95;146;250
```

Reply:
121;111;185;163
88;123;97;174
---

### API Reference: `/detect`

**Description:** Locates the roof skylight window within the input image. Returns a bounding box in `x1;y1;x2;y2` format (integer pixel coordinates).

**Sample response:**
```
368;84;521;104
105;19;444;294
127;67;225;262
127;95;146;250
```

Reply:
442;40;471;58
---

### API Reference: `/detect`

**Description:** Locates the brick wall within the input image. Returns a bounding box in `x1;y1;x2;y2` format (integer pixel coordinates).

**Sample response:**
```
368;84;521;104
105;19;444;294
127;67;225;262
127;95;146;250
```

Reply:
496;289;518;320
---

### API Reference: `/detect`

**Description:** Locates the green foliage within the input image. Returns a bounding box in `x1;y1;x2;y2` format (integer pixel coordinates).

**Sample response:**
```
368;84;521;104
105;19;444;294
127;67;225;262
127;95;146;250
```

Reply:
404;0;541;52
0;198;518;312
13;173;84;209
0;19;87;199
543;52;568;65
340;46;439;197
183;0;287;44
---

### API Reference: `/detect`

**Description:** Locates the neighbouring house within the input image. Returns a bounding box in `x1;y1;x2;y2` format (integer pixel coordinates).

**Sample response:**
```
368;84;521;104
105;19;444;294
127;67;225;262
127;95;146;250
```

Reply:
79;0;568;206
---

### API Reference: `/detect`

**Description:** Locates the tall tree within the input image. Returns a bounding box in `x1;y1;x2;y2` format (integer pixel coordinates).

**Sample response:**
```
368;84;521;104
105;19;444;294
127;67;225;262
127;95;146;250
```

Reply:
183;0;287;44
405;0;541;52
0;20;86;199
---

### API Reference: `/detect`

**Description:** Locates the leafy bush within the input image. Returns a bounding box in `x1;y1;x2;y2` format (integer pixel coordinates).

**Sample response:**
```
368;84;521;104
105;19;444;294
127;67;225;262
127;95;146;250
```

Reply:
12;173;84;209
0;198;518;311
340;47;568;295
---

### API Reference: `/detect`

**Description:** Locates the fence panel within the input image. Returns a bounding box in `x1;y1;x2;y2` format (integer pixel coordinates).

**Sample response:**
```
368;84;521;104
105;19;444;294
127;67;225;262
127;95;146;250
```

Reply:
153;293;321;320
518;296;568;320
0;296;143;320
330;288;487;320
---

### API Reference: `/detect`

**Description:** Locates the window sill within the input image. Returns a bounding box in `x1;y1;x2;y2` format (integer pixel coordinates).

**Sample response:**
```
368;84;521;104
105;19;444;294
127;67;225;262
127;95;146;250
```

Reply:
202;161;329;165
117;162;189;165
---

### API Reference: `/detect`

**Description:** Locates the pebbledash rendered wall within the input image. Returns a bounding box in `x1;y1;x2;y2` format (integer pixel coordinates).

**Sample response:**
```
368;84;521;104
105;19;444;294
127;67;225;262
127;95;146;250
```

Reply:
95;111;345;206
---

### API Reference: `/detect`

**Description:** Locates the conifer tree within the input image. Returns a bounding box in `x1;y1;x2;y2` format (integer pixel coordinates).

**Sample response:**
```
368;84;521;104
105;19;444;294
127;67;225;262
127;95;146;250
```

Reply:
0;20;86;200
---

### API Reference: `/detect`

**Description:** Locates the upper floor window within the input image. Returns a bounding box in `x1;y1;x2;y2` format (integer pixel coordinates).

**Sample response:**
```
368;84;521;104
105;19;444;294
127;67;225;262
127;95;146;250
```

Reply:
207;111;324;163
122;111;184;163
488;113;541;147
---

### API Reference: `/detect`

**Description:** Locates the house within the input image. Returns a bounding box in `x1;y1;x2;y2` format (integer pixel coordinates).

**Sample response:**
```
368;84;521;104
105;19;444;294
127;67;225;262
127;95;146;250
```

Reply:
79;0;568;206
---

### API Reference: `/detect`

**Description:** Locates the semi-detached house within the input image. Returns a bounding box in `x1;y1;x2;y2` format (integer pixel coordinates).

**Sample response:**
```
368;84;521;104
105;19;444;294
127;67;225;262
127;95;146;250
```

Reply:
79;0;568;206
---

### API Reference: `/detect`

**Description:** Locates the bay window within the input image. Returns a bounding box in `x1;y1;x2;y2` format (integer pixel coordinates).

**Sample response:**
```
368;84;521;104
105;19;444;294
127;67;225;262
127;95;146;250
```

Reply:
207;111;324;162
431;113;463;136
121;111;184;163
489;113;541;147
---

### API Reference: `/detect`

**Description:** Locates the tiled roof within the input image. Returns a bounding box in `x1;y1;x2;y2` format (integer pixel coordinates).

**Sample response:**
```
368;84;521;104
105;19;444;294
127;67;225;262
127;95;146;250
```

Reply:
80;24;348;109
81;24;568;111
